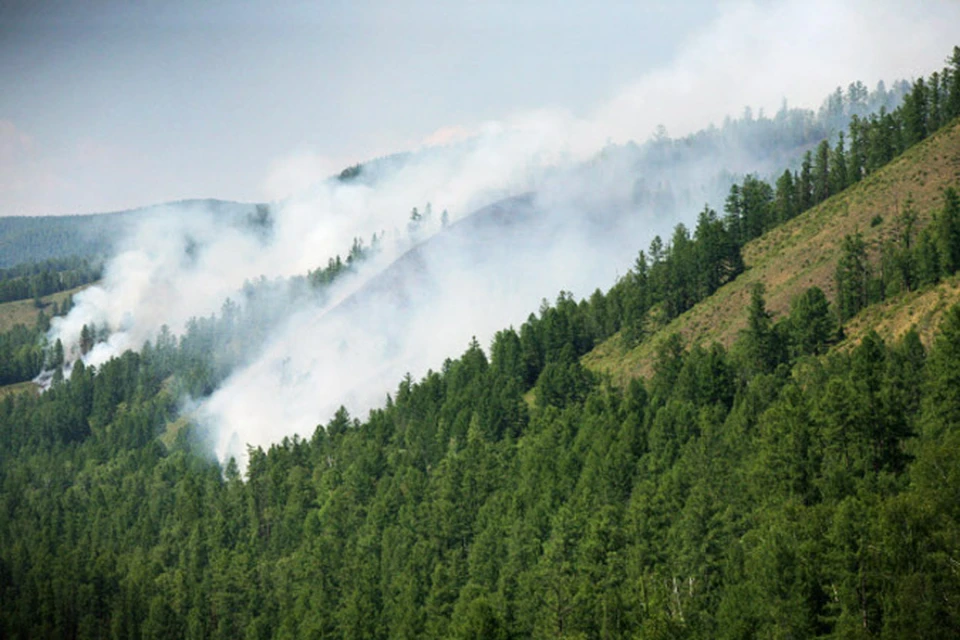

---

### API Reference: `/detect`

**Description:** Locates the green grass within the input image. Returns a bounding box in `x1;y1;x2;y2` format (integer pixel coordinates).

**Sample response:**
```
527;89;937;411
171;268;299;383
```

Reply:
0;381;39;399
160;416;191;449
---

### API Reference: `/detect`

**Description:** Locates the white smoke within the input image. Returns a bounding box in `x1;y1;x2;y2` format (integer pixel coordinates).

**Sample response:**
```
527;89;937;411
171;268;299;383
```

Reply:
46;0;960;468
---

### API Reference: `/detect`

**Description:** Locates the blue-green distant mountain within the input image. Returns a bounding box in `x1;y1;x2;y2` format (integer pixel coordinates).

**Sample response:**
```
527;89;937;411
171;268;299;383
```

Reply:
0;199;267;268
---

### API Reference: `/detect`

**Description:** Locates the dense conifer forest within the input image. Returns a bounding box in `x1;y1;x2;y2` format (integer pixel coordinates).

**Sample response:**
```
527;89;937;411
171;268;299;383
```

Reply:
0;48;959;639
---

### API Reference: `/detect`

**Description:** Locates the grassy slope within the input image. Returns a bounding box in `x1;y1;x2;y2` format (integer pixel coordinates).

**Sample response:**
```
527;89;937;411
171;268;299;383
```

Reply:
585;118;960;384
0;283;93;334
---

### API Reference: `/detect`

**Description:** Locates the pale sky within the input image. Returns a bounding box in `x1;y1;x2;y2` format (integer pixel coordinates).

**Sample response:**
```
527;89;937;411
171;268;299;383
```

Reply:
0;0;722;215
1;0;957;216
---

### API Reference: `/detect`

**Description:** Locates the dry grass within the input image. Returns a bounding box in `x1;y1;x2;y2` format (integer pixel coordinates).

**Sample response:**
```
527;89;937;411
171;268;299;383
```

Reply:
0;283;94;333
839;276;960;350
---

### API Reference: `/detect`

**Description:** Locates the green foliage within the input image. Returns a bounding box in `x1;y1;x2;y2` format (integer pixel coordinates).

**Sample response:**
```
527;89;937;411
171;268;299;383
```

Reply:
836;232;869;321
934;187;960;276
3;253;960;640
787;286;837;357
874;190;960;299
617;203;744;348
813;139;832;204
0;323;44;384
0;256;100;303
737;283;785;376
0;199;263;267
2;44;960;640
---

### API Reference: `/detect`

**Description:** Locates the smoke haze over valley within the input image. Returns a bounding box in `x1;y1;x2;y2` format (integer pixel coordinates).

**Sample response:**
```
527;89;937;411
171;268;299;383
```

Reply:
11;0;958;466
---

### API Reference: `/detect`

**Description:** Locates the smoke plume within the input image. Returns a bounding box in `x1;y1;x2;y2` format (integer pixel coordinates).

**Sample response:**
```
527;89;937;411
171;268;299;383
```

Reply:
47;0;960;468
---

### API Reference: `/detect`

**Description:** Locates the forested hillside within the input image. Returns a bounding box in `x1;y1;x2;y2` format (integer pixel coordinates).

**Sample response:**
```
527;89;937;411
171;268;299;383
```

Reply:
586;116;960;381
0;49;959;639
0;199;264;268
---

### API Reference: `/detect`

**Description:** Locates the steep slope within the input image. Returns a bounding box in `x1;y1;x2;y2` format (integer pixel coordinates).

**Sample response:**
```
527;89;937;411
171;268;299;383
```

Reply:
585;117;960;382
328;194;540;316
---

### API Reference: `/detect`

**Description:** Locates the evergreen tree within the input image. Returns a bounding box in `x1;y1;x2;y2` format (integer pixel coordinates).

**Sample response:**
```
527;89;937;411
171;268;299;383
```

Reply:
835;232;869;321
50;338;64;369
79;324;93;355
829;132;848;194
693;205;742;299
914;228;942;287
740;283;782;375
813;139;831;204
903;77;929;146
787;286;836;357
929;71;942;131
741;175;773;241
846;115;867;183
723;184;743;245
773;169;797;223
948;46;960;119
935;187;960;276
798;150;814;211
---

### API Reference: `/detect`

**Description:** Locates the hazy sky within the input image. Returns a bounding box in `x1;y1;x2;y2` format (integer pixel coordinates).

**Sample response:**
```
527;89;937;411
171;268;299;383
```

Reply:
0;0;956;216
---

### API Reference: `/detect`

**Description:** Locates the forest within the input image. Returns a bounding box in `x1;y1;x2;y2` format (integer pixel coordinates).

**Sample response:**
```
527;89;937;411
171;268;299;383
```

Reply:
0;256;101;305
0;47;959;639
0;200;265;269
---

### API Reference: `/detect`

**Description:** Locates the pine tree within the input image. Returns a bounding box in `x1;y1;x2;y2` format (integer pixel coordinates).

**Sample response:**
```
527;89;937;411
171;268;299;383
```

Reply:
929;71;942;131
946;46;960;120
835;233;869;322
935;187;960;276
741;283;782;375
79;324;93;355
774;170;797;223
914;228;941;287
724;184;743;245
903;78;928;146
829;132;848;195
846;115;867;183
813;140;831;204
798;151;814;212
50;338;64;369
741;175;773;241
788;287;836;357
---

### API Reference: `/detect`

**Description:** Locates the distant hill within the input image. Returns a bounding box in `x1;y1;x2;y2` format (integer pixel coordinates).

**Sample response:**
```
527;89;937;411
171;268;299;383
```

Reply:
0;198;265;268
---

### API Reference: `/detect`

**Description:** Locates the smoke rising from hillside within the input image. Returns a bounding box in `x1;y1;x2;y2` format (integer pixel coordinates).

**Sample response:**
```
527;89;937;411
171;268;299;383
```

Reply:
47;0;960;468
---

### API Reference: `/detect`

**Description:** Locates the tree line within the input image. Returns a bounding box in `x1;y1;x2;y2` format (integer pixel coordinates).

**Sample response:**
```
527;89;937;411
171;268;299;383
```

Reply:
0;256;100;305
